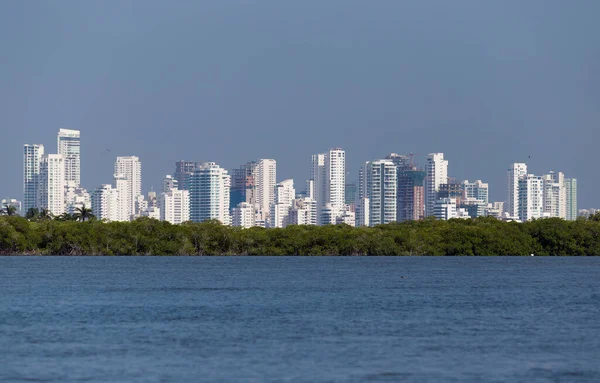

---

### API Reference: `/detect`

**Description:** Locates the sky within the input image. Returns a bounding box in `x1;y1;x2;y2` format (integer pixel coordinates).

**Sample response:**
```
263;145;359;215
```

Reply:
1;0;599;206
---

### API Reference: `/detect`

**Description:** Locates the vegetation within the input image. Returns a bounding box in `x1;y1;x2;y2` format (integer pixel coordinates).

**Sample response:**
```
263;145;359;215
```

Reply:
1;213;600;256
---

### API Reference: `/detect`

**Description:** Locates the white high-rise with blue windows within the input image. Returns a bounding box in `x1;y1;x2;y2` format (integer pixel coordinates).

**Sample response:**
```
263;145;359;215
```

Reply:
189;162;231;225
23;144;45;213
57;129;81;186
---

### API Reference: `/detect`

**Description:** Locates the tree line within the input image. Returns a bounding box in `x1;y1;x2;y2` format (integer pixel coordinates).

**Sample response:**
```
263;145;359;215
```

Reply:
2;211;600;255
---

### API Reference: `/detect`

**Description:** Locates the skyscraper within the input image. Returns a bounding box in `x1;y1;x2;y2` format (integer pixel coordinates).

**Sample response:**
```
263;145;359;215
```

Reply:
311;148;346;225
160;188;190;224
518;174;544;221
386;153;425;222
542;171;566;219
255;159;276;223
507;163;528;218
230;161;257;209
359;160;397;226
57;129;81;186
23;144;44;213
114;156;142;220
39;154;65;216
565;178;578;221
269;179;295;228
91;184;119;222
424;153;448;217
189;162;231;225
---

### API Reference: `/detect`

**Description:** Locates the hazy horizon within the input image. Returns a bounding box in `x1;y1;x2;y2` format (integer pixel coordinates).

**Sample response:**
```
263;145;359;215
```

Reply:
2;1;599;207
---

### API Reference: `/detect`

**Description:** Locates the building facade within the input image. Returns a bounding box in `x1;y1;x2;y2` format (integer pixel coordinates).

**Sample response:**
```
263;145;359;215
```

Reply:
507;163;528;218
114;156;142;220
160;188;190;224
565;178;578;221
424;153;448;217
23;144;45;213
189;162;231;225
57;129;81;186
39;154;65;216
518;174;544;221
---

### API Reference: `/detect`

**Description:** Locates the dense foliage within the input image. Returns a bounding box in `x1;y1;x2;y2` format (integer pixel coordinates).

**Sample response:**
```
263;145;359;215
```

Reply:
2;214;600;256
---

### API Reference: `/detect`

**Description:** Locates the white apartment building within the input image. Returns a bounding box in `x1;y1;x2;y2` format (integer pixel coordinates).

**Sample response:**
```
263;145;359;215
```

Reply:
462;180;489;204
518;174;544;221
565;178;578;221
506;163;528;218
425;153;448;217
160;188;190;224
114;156;142;219
114;175;132;222
269;179;295;228
232;202;256;228
434;198;458;220
359;160;397;226
255;159;276;222
288;198;317;226
141;206;161;220
189;162;231;225
57;129;81;186
542;172;566;219
23;144;44;213
91;184;119;221
39;154;65;216
310;148;346;225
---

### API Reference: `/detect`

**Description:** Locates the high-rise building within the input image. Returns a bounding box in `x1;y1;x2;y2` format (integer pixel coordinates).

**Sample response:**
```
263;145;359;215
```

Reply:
518;174;544;221
541;171;566;219
57;129;81;186
91;184;119;222
358;160;397;226
269;179;294;228
390;155;425;222
39;154;65;216
114;175;132;222
460;180;488;218
507;163;528;218
565;178;578;221
311;148;346;225
114;156;142;219
255;159;276;222
23;144;45;213
174;161;200;191
189;162;231;225
230;161;257;209
424;153;448;217
160;188;190;224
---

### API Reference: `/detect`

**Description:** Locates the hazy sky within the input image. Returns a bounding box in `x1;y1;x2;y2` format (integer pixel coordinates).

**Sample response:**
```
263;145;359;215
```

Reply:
1;0;599;206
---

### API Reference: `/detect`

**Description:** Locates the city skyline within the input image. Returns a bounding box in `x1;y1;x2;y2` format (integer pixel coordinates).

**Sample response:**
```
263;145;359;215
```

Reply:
13;128;580;226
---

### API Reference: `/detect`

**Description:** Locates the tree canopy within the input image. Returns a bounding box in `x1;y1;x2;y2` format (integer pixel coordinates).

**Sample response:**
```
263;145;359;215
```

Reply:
1;215;599;256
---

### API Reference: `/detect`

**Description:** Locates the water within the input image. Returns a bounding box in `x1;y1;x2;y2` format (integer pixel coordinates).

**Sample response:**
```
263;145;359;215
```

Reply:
1;257;599;382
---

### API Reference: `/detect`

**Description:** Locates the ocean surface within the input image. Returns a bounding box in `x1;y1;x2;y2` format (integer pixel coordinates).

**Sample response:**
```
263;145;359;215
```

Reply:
0;257;599;382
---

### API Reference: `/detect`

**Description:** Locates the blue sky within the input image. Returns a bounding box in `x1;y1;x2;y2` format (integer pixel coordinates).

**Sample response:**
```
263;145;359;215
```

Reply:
1;0;598;206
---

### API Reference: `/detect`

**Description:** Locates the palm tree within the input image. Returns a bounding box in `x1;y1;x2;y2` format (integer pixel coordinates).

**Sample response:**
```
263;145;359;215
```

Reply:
3;204;18;216
75;205;94;222
25;208;39;220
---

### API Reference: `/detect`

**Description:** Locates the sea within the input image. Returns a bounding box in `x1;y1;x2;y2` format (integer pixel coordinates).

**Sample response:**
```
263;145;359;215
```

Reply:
0;256;599;382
